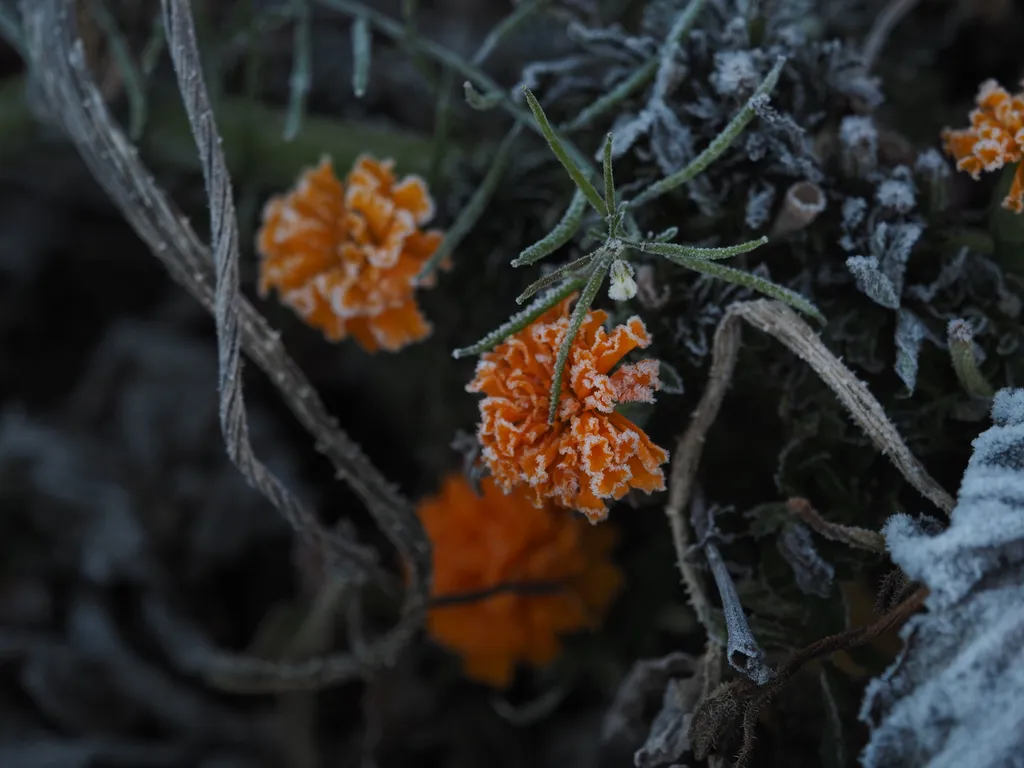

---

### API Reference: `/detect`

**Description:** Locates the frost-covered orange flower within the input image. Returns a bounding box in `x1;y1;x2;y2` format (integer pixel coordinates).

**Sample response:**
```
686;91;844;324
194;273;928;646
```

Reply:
420;473;622;687
256;155;444;351
942;79;1024;213
468;297;669;523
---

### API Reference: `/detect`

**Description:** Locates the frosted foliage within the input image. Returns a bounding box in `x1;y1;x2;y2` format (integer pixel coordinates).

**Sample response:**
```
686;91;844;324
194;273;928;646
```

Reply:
894;308;926;394
745;181;776;229
846;256;899;309
876;173;916;214
709;50;760;96
862;388;1024;767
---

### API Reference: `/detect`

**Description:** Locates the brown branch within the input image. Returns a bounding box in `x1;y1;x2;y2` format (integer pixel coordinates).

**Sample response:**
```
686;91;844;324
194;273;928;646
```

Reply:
786;497;887;554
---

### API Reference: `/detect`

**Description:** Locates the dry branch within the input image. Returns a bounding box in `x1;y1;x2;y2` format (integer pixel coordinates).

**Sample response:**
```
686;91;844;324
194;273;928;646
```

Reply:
21;0;430;691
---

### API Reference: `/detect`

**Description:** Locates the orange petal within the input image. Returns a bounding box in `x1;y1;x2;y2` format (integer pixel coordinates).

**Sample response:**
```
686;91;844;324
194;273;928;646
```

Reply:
392;175;436;225
1002;162;1024;214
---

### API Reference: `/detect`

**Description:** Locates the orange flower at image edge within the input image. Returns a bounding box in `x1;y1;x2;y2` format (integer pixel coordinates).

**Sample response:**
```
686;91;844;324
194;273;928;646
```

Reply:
942;79;1024;213
256;155;445;352
419;474;623;687
468;297;669;522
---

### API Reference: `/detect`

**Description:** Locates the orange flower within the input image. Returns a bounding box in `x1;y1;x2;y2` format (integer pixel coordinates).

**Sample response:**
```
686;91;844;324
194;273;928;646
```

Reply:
420;473;622;687
467;297;669;523
941;79;1024;213
256;155;444;352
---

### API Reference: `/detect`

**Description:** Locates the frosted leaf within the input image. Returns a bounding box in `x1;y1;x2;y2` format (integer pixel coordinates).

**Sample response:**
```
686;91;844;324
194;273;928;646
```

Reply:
745;182;777;229
915;148;950;181
872;221;922;298
709;50;761;96
894;308;927;394
839;197;868;251
777;521;834;597
862;389;1024;767
838;115;878;178
846;256;900;309
876;168;917;214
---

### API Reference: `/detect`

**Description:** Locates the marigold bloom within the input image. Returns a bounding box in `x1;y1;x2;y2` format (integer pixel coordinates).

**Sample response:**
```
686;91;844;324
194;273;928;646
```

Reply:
468;297;669;523
941;79;1024;213
420;473;622;687
256;155;444;351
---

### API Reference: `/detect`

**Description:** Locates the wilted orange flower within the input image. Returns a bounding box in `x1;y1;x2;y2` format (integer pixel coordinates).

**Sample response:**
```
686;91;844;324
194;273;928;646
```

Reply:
256;155;444;352
420;473;622;687
942;79;1024;213
468;297;669;523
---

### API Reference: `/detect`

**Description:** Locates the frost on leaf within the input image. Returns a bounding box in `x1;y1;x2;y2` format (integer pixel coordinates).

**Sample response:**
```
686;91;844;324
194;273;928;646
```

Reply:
777;521;834;598
893;308;928;395
861;388;1024;767
846;256;900;309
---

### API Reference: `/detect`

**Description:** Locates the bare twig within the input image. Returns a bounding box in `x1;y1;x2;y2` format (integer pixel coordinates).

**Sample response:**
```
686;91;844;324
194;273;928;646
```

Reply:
664;308;742;644
786;497;887;554
22;0;430;691
690;586;927;767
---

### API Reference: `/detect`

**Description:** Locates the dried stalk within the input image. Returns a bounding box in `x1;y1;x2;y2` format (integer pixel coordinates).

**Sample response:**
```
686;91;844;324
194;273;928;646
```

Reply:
21;0;430;691
665;299;951;648
787;497;887;554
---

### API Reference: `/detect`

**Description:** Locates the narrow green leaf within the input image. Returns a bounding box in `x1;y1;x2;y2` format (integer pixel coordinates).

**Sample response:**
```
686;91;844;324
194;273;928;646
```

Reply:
603;133;616;234
418;123;522;280
667;253;824;322
549;255;613;422
625;235;768;261
452;278;585;359
522;87;608;217
631;55;786;209
512;189;587;267
516;251;597;304
351;15;372;97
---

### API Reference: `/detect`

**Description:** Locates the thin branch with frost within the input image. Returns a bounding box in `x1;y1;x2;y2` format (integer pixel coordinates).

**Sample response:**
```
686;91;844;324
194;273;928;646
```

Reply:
21;0;430;691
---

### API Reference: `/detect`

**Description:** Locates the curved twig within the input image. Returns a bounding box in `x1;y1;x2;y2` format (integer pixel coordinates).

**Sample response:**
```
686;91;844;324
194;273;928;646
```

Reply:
22;0;430;691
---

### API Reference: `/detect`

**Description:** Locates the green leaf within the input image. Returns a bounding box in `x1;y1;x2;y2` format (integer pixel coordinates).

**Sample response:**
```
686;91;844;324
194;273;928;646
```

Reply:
516;251;597;304
512;189;588;267
522;87;608;217
452;278;584;359
548;255;613;422
667;253;824;323
603;133;616;233
624;235;768;261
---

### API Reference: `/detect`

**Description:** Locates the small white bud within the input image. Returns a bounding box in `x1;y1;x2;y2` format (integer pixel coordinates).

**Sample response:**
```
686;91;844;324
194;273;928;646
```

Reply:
608;259;637;301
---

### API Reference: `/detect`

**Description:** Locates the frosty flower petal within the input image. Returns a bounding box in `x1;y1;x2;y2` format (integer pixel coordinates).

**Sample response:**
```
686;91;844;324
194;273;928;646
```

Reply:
467;297;669;522
419;474;622;688
256;155;445;351
941;79;1024;213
